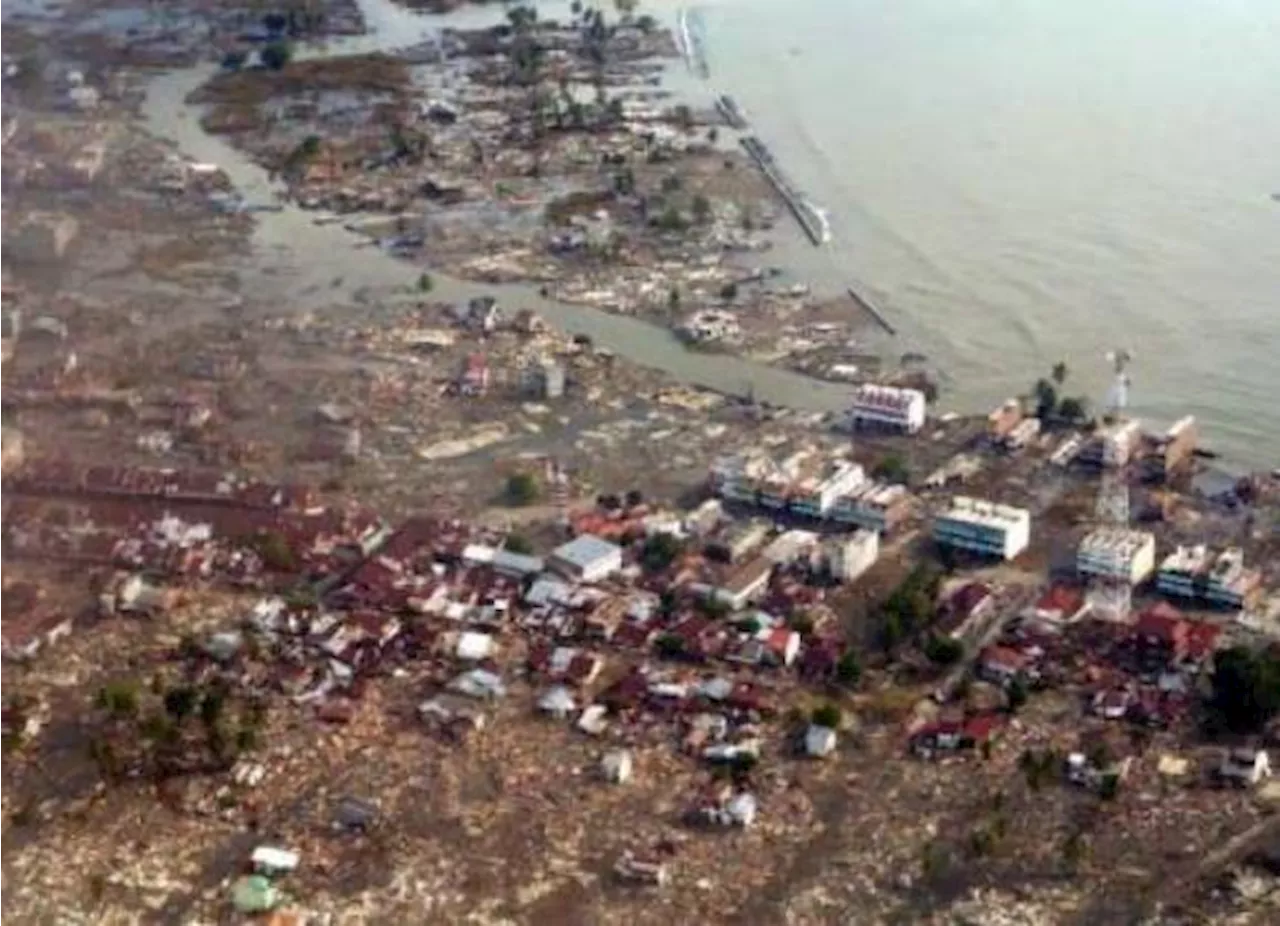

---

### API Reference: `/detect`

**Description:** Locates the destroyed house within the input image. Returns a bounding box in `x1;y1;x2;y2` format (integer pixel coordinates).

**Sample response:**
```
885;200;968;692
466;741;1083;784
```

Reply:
1126;604;1221;668
935;581;994;641
527;644;604;687
2;608;73;661
910;715;1000;758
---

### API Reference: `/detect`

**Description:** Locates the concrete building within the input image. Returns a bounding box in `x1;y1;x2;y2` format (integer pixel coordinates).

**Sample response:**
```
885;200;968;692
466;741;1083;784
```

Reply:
1004;417;1041;451
987;399;1023;441
549;534;623;584
1146;416;1198;481
522;358;565;399
1077;527;1157;585
1079;420;1143;468
1157;544;1260;611
829;482;912;534
849;384;927;434
824;530;879;583
707;449;865;519
932;497;1032;560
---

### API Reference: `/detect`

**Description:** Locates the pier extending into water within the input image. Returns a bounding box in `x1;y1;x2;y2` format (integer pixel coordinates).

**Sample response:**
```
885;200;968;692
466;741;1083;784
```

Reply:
847;286;896;336
715;94;748;129
740;135;826;247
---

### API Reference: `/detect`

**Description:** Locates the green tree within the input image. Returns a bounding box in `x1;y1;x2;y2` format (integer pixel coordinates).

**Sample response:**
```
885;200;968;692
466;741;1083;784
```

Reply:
718;281;738;301
640;533;684;572
1007;677;1029;713
503;534;535;555
504;472;540;506
260;41;293;71
872;453;909;484
692;194;713;225
836;651;862;687
655;633;686;659
1033;378;1058;420
1051;361;1068;386
811;703;842;729
256;530;296;572
1207;645;1280;734
923;634;963;666
417;272;434;293
614;0;638;15
1057;395;1089;424
163;687;199;725
789;612;815;636
655;205;687;231
98;681;140;719
199;686;227;731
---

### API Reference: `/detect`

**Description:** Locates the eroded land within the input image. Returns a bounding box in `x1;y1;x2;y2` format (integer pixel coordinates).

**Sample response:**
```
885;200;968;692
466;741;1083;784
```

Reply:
5;2;1280;924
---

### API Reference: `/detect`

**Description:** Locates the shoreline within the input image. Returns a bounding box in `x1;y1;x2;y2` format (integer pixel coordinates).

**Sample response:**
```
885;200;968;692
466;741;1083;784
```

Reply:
139;0;1260;476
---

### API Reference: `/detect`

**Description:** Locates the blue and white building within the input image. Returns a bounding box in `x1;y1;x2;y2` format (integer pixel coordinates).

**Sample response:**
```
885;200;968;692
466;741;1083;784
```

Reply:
932;496;1031;560
1077;527;1156;586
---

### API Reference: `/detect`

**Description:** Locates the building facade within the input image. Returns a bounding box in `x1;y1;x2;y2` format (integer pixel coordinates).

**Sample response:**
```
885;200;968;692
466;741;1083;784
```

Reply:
1076;527;1157;585
932;497;1032;560
849;384;927;435
1157;544;1259;610
824;529;880;583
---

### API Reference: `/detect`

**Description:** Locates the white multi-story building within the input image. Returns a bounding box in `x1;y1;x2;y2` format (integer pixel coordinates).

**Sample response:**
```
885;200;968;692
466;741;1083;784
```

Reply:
829;482;912;534
1080;420;1143;468
824;530;879;582
707;450;866;520
932;497;1032;561
1076;528;1156;585
789;460;866;519
1157;545;1259;610
849;384;927;435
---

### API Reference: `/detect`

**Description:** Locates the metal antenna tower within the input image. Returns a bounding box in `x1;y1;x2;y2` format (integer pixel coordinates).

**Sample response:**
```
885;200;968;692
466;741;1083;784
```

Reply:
1088;348;1135;622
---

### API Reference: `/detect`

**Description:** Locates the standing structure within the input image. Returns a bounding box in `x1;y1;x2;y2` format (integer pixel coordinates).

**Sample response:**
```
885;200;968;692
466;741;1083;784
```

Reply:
932;496;1032;561
1087;348;1136;621
848;384;927;435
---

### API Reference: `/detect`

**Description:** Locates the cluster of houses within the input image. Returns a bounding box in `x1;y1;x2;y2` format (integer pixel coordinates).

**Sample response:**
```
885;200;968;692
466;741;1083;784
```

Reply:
0;462;396;659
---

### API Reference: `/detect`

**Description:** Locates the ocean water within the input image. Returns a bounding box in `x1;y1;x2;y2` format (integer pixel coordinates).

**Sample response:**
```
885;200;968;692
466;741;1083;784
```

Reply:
695;0;1280;468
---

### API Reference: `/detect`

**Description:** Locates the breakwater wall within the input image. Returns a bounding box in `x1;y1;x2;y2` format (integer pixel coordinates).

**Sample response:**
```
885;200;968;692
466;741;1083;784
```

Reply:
715;93;748;129
847;286;896;336
740;135;826;246
679;9;710;79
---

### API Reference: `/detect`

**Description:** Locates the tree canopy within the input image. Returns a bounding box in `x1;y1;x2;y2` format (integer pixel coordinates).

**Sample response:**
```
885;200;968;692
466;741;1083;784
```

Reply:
1207;645;1280;734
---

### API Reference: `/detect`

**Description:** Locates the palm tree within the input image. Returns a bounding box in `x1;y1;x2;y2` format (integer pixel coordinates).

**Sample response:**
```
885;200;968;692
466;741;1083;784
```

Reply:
1051;361;1068;386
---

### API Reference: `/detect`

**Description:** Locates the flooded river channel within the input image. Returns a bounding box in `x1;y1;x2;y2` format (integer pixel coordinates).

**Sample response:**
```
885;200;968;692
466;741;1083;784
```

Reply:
139;0;855;416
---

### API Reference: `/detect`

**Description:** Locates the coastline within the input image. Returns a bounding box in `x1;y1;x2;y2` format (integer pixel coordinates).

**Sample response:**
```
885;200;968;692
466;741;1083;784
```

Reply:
138;0;1265;475
139;0;917;409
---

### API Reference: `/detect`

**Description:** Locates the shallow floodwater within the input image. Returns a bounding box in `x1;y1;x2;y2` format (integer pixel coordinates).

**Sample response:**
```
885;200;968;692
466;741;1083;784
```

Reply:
695;0;1280;467
138;0;854;416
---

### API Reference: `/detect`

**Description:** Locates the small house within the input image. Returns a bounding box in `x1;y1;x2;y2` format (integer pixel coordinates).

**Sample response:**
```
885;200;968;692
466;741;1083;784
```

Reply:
251;846;299;877
448;668;506;700
456;631;495;662
549;534;623;584
537;685;577;719
457;353;490;397
601;749;634;784
1217;748;1271;787
333;796;378;833
805;724;838;758
614;852;668;887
